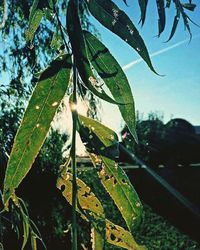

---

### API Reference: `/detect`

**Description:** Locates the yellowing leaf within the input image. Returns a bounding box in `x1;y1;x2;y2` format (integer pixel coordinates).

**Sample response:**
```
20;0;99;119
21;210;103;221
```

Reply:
78;115;142;232
57;173;145;250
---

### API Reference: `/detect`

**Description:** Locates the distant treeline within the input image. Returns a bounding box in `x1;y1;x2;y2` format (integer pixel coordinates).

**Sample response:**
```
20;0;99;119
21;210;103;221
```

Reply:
121;117;200;167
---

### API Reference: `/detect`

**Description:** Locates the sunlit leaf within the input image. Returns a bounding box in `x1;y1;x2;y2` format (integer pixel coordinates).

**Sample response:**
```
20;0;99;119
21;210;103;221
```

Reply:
57;172;106;247
57;173;145;250
30;231;37;250
138;0;148;26
156;0;166;36
78;115;142;232
84;31;137;141
98;156;142;231
3;54;72;206
87;0;158;74
67;0;119;104
91;227;105;250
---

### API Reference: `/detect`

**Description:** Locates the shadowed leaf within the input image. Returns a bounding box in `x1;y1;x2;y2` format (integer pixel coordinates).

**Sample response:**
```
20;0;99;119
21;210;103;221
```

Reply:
87;0;158;74
67;0;119;104
156;0;166;36
84;31;137;141
138;0;148;26
78;114;119;160
182;3;196;11
166;10;180;41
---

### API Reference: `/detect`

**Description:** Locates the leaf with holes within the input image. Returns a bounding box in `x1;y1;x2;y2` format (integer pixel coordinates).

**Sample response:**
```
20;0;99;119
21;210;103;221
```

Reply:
98;156;142;232
78;114;119;160
84;30;137;141
57;173;145;250
57;172;106;249
67;0;119;104
78;115;142;232
106;220;146;250
87;0;158;74
3;54;72;206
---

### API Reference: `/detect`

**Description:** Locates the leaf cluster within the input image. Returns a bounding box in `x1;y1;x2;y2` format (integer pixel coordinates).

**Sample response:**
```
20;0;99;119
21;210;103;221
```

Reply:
0;0;198;249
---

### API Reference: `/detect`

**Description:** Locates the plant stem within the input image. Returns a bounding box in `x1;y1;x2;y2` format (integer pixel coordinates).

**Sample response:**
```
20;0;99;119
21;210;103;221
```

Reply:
71;57;78;250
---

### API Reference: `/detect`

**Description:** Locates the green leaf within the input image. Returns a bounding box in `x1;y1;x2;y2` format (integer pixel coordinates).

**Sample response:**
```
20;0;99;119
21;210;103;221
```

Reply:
57;173;145;250
84;31;137;141
3;54;72;206
25;0;54;42
21;213;30;250
97;156;142;232
156;0;166;36
87;0;158;74
11;195;30;250
91;227;105;250
25;0;44;42
138;0;148;26
78;115;142;232
50;29;62;49
67;0;119;104
30;231;37;250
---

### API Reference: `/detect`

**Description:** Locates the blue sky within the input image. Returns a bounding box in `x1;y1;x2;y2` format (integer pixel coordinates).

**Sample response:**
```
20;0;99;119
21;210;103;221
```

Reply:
91;1;200;132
